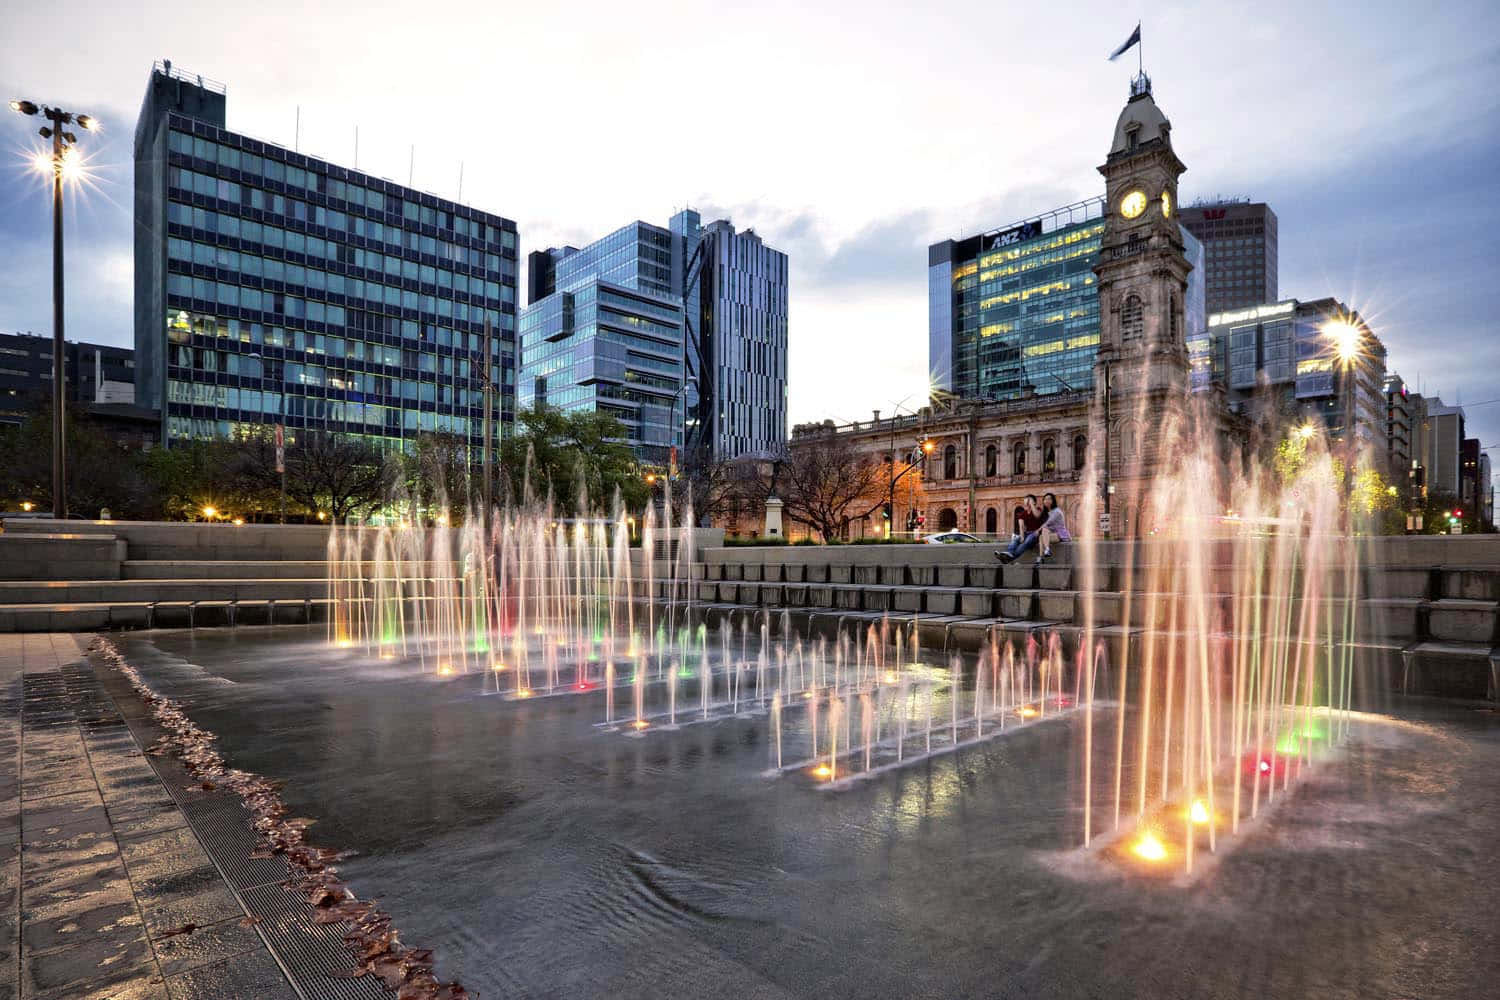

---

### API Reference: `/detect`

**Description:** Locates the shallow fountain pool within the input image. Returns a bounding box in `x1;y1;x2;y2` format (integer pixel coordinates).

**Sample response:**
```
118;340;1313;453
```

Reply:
115;626;1500;1000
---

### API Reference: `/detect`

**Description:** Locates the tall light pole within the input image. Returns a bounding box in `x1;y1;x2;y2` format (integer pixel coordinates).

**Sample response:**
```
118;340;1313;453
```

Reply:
11;99;97;518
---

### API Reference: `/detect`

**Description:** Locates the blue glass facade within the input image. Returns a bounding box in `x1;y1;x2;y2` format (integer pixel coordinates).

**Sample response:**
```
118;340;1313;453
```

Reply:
520;221;685;462
521;211;788;464
930;198;1204;402
133;63;518;453
929;199;1106;399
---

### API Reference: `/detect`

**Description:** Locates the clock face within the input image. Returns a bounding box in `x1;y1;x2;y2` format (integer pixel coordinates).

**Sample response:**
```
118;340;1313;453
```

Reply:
1120;190;1147;220
1161;190;1172;217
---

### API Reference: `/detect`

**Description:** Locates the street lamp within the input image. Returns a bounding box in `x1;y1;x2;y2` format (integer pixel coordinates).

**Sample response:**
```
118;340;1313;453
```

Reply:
11;97;98;518
1323;316;1363;512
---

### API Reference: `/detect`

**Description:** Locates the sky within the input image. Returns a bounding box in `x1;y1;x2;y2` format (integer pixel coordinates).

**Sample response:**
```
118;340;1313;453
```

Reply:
1;0;1498;483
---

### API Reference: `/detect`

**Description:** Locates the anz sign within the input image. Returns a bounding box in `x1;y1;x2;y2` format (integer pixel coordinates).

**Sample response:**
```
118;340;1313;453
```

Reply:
985;220;1042;251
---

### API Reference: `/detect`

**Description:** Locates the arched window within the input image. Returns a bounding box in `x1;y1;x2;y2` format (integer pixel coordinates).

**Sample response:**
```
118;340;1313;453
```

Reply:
1013;441;1027;476
1043;440;1057;473
943;444;957;480
937;507;958;531
1123;424;1138;458
985;444;997;477
985;507;998;534
1073;434;1087;469
1121;294;1143;342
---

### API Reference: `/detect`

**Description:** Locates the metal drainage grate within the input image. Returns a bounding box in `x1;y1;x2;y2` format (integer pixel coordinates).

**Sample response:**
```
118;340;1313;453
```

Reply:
173;794;293;892
241;882;389;1000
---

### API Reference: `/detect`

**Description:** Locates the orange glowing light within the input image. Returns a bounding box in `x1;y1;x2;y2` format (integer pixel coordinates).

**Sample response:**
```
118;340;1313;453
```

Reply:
1132;832;1168;862
1189;799;1211;825
492;662;507;672
1017;705;1039;719
517;688;533;698
812;765;832;779
803;690;815;699
335;639;353;649
631;719;650;730
883;671;899;685
437;663;454;676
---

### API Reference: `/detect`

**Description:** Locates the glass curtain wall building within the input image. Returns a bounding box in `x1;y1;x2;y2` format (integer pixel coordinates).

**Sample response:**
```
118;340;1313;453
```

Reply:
929;199;1106;399
522;210;789;464
133;61;518;453
520;221;686;463
685;219;789;460
1178;200;1279;315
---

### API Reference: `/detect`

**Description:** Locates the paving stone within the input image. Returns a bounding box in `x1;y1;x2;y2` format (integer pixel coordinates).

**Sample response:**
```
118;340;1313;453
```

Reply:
22;897;142;955
164;946;296;999
137;865;243;936
110;800;189;842
120;827;213;882
22;929;153;997
152;915;265;976
14;823;117;877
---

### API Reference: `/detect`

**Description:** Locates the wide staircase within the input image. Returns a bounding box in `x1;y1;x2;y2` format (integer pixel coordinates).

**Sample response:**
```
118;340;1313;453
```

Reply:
0;518;336;632
668;538;1500;702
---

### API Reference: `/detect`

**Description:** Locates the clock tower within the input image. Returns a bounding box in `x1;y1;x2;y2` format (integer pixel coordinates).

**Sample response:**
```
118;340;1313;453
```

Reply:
1091;73;1192;503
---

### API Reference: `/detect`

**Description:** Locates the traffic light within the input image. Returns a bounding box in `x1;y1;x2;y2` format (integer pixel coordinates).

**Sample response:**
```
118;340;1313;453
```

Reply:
881;502;892;521
906;511;917;531
916;513;926;528
1455;509;1463;518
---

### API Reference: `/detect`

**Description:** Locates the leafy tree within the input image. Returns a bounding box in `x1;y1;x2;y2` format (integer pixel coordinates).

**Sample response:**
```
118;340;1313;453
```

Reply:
498;406;647;516
236;429;393;522
406;432;473;522
0;403;152;518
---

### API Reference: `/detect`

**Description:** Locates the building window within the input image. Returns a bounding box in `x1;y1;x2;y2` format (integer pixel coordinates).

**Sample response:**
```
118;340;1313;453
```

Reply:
1043;440;1057;472
985;507;998;534
943;444;957;480
938;507;958;531
1073;434;1087;469
985;444;997;477
1013;441;1027;476
1122;295;1143;342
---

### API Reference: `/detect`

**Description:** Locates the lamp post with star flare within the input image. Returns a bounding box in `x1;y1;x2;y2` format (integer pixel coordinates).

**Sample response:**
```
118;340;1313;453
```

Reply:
10;98;98;518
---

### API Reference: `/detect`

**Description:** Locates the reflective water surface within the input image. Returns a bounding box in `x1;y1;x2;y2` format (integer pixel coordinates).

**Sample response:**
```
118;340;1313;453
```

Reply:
120;628;1500;1000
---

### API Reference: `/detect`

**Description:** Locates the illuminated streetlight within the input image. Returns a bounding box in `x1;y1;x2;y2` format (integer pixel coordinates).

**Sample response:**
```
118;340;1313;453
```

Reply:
10;96;98;518
202;506;218;520
20;501;34;512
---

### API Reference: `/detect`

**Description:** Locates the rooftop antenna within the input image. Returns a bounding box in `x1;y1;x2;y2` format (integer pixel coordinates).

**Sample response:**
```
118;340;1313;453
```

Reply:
294;106;300;152
408;145;415;187
354;126;359;169
457;161;464;202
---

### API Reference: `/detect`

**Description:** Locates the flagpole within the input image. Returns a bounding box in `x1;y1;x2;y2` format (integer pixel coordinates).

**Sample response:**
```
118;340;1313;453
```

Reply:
1138;22;1143;76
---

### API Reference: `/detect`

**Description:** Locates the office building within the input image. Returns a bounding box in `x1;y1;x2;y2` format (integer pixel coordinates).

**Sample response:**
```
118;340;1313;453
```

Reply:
929;200;1204;401
683;216;790;460
0;333;135;425
1383;373;1415;476
1196;297;1387;451
133;61;519;453
1178;200;1278;314
1418;399;1465;497
521;210;788;464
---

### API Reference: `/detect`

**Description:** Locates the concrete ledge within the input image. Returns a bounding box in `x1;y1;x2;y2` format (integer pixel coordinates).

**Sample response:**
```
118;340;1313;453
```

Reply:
1426;599;1498;644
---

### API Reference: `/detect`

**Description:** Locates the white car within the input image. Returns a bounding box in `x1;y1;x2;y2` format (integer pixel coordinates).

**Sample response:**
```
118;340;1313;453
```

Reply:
924;531;982;544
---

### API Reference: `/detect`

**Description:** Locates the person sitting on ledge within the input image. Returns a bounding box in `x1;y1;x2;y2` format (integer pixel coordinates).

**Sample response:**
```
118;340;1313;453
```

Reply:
997;493;1068;564
1037;492;1070;560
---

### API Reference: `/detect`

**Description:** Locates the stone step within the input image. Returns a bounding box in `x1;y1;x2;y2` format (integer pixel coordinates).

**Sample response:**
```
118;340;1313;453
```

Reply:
122;559;330;580
0;578;329;606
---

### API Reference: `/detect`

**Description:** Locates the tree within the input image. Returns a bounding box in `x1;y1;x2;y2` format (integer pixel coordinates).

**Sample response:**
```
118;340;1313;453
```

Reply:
498;406;647;516
406;432;472;522
235;429;392;522
667;442;748;524
0;402;152;518
773;437;886;542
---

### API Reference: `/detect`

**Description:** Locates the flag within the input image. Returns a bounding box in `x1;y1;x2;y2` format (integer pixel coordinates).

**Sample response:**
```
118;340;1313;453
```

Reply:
1109;24;1141;61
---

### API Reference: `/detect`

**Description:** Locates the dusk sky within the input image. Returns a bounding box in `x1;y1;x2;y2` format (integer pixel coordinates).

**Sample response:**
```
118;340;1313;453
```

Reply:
2;1;1497;479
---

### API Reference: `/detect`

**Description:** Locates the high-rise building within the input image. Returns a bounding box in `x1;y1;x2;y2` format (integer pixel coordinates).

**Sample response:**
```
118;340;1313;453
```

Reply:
683;217;789;460
1419;399;1465;498
1178;200;1278;315
133;61;519;453
520;220;688;462
1383;373;1414;476
929;200;1203;402
1195;297;1387;452
0;333;135;425
1461;438;1483;519
522;210;788;464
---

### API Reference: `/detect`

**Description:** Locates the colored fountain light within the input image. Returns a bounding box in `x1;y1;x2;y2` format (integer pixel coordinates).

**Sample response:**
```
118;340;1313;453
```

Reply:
631;719;650;730
812;764;833;779
1132;832;1168;862
1017;705;1039;719
517;688;533;698
492;662;506;672
437;663;454;677
1189;799;1211;825
883;671;899;685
